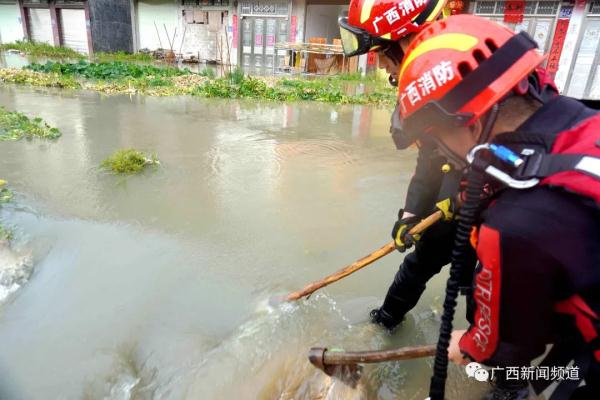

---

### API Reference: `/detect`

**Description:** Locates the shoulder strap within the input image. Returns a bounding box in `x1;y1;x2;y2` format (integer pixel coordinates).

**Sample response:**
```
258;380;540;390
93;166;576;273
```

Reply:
516;153;600;181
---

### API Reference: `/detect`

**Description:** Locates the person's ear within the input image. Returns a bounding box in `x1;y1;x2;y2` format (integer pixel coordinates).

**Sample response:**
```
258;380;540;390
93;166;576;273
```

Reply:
468;119;483;143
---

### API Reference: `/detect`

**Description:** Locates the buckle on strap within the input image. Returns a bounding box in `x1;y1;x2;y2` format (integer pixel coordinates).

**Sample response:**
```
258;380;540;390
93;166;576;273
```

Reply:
515;152;600;180
466;144;539;189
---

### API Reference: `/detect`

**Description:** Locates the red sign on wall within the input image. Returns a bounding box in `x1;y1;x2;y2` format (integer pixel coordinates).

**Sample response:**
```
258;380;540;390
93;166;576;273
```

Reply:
290;15;297;43
232;15;238;48
504;1;525;24
367;51;377;65
546;17;569;76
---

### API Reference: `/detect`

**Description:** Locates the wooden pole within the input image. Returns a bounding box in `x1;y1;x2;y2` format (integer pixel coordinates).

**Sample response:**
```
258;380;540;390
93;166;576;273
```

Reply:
154;22;163;49
164;24;172;50
285;210;444;301
309;344;436;368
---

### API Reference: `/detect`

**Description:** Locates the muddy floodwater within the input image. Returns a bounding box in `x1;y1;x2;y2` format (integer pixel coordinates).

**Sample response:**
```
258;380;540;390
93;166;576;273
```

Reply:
0;85;483;399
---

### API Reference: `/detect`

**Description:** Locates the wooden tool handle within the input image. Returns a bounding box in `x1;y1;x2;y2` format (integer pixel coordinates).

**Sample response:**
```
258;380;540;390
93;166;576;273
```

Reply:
322;344;437;365
286;210;444;301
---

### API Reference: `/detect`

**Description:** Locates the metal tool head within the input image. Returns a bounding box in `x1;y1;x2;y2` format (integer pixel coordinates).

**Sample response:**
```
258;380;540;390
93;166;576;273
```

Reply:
308;347;362;388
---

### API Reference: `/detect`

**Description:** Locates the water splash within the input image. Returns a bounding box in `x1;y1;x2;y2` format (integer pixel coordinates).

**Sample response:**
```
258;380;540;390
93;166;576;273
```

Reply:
0;240;33;304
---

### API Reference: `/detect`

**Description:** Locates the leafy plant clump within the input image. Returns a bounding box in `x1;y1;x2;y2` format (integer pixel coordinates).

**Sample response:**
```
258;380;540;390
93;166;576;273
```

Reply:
100;149;160;175
0;107;61;141
199;68;216;79
0;40;84;59
0;68;80;89
0;181;13;204
0;223;12;242
27;60;189;80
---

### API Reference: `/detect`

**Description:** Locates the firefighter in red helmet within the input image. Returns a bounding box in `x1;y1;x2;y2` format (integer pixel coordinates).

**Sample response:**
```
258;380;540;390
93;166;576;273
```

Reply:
339;0;473;332
397;14;600;399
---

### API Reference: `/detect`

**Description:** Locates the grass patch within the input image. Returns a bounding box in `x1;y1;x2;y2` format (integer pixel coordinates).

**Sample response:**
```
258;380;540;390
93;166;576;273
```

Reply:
0;107;61;141
94;51;154;63
101;149;160;175
0;41;155;63
0;40;84;59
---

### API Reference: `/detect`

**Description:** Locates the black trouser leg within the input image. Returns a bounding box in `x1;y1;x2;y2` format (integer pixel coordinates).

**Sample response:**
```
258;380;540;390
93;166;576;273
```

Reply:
374;221;456;329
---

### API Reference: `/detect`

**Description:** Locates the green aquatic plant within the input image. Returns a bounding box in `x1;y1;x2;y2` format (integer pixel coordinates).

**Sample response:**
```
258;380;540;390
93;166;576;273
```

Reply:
0;40;84;59
0;107;61;141
100;149;160;175
199;68;216;78
0;223;12;241
226;67;245;85
0;68;80;89
192;74;395;105
2;61;394;105
0;187;13;204
27;60;189;80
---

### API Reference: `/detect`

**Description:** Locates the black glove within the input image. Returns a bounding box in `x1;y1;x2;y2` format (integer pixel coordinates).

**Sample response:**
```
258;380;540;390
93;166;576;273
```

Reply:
391;209;421;252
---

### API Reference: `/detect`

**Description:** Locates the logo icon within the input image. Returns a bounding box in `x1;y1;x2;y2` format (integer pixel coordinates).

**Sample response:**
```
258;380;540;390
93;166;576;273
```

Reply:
465;362;490;382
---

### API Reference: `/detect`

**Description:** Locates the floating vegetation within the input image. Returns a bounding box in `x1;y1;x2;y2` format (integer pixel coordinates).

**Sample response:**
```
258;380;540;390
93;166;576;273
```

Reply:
2;60;395;105
101;149;160;175
0;40;84;59
194;74;395;106
0;180;12;241
0;224;12;242
27;61;189;80
0;68;80;89
199;68;216;79
0;180;12;204
0;107;61;141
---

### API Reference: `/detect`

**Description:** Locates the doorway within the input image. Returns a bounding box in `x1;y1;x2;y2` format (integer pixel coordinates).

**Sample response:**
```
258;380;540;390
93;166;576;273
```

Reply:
240;16;288;73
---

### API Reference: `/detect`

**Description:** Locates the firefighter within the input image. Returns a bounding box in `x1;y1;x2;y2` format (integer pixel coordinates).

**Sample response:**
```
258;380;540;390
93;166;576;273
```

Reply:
339;0;467;330
396;14;600;399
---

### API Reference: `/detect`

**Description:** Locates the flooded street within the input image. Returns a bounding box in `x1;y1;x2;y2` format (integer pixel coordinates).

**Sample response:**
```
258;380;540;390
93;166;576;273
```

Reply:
0;85;482;399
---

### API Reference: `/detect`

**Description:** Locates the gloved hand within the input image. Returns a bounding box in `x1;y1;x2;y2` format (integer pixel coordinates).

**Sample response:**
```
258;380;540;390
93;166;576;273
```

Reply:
435;197;456;221
391;209;421;252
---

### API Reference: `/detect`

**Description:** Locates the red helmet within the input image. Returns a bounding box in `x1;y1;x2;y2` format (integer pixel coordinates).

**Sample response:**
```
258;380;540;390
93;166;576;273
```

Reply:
339;0;447;56
397;15;545;133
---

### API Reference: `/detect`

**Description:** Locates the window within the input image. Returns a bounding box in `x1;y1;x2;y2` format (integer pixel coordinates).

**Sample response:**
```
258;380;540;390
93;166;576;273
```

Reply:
536;1;559;15
183;0;229;7
590;1;600;15
523;2;536;15
475;1;560;16
475;1;496;14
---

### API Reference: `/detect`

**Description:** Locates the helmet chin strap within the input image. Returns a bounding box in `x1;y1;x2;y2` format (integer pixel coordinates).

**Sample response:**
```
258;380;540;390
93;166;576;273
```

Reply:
431;104;500;170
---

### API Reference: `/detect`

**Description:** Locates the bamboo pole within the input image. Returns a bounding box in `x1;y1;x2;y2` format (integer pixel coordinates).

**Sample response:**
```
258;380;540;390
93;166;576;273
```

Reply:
285;210;444;301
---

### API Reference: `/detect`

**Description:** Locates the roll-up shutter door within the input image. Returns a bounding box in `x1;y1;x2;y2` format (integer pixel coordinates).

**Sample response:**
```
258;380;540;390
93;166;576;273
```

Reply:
59;9;88;54
29;8;53;44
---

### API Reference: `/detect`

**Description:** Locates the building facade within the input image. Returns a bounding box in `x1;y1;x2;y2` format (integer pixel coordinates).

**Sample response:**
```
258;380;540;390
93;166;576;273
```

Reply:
470;0;600;99
0;0;134;54
1;0;600;99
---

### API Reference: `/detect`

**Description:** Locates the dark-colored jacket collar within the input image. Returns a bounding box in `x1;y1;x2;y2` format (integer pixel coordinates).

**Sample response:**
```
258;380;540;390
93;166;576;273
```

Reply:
494;96;598;151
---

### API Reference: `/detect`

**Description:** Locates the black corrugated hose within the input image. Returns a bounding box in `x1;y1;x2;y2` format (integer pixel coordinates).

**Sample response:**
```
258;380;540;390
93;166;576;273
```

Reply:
428;155;488;400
